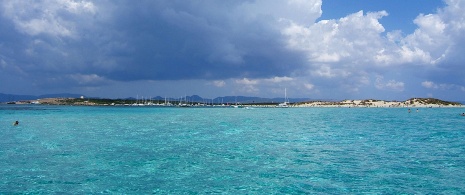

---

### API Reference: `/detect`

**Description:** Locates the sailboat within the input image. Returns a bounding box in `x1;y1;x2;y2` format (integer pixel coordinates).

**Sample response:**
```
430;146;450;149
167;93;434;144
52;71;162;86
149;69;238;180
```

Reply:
277;88;289;108
232;96;242;108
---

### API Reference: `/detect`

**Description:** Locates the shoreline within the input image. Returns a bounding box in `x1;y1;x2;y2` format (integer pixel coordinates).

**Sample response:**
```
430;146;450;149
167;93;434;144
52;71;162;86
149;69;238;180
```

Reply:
2;97;462;108
293;99;463;108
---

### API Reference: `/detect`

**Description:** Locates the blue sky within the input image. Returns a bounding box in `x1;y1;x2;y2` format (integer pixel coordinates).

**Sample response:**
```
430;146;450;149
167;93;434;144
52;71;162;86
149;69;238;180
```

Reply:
320;0;446;34
1;0;464;101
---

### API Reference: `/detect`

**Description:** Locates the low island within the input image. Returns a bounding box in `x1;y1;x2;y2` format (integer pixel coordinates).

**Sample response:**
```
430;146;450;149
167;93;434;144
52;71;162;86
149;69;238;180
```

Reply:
295;98;462;108
5;97;462;108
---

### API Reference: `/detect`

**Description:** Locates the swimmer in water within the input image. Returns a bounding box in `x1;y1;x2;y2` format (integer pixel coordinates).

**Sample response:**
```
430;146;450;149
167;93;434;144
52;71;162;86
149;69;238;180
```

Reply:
13;121;19;126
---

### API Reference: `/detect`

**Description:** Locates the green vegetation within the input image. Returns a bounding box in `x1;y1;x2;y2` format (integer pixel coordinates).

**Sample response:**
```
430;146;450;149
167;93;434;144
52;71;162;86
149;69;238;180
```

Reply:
407;98;461;106
60;98;135;105
36;98;141;105
45;98;280;106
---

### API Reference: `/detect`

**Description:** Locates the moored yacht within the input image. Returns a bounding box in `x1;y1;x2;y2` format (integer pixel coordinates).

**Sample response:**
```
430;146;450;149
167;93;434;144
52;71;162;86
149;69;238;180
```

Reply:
276;88;289;108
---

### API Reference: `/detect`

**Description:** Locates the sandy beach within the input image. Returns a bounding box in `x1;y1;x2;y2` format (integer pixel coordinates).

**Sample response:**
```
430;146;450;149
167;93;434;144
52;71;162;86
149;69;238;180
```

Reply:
295;98;462;108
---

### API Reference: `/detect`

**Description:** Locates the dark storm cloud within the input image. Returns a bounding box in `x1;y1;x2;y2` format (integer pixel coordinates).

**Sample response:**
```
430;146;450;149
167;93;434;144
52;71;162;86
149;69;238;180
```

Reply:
0;0;308;88
95;1;308;81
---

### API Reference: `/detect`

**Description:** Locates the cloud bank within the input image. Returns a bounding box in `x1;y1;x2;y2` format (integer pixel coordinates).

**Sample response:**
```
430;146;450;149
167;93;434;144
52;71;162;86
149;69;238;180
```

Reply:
0;0;464;100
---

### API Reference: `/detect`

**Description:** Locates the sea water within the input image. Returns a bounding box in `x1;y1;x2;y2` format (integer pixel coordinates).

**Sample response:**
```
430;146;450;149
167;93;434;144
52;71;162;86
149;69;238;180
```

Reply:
1;105;464;194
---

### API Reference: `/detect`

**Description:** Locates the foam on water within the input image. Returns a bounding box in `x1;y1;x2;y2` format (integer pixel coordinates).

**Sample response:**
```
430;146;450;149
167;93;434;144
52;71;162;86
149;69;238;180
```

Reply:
1;105;464;193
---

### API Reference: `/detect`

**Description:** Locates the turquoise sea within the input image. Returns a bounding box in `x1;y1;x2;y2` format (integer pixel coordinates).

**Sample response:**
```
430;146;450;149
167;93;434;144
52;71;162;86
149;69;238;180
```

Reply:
1;105;464;194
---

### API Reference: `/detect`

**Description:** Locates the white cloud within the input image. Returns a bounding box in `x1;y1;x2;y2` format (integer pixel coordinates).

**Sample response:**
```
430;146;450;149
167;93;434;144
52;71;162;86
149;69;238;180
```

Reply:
422;81;438;89
235;78;258;85
385;80;405;91
283;10;390;65
281;0;465;71
235;76;294;85
400;14;449;64
69;74;105;85
397;0;465;67
311;65;336;78
304;83;314;90
264;76;294;83
212;80;226;87
240;85;259;94
278;0;465;100
375;76;404;91
239;0;322;26
422;81;463;91
234;78;260;94
2;0;96;37
61;0;96;14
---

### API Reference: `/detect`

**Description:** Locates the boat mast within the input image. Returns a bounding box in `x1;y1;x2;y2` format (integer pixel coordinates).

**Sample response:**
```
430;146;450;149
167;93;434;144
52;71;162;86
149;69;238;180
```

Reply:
285;88;288;103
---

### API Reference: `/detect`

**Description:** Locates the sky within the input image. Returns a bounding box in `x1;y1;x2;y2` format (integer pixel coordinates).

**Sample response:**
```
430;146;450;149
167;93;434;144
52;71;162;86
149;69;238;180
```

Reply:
1;0;464;101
